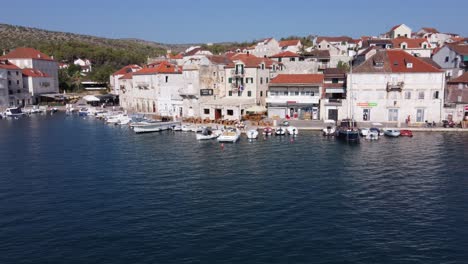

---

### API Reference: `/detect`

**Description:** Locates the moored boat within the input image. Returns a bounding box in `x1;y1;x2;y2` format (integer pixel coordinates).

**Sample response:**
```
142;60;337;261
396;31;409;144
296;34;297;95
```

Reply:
133;121;181;134
263;127;273;136
217;128;241;143
196;127;219;140
287;126;299;136
336;119;359;142
322;120;336;136
3;107;25;118
247;129;259;139
275;126;286;136
400;130;413;137
384;129;401;137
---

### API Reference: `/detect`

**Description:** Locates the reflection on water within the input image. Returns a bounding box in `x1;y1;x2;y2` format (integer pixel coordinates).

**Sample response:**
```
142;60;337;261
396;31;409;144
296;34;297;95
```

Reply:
0;114;467;264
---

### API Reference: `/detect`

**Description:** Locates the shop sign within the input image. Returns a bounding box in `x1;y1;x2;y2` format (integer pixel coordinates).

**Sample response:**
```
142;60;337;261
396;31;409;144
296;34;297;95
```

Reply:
357;102;377;107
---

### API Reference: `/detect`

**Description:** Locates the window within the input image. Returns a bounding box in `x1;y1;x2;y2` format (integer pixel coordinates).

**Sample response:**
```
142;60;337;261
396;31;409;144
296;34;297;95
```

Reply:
245;78;249;84
433;91;439;99
204;109;210;114
423;44;427;49
416;109;425;122
213;72;216;76
238;91;242;96
8;80;11;85
228;77;232;83
17;89;21;93
227;109;234;116
401;44;407;49
404;91;411;99
418;91;425;100
16;80;19;85
270;91;276;96
318;45;321;48
290;58;296;62
388;109;398;122
282;91;288;96
247;91;252;97
261;64;265;70
266;78;269;83
278;58;282;62
260;91;263;97
165;76;169;83
445;56;449;63
228;91;232;96
363;109;370;121
397;34;401;37
260;77;263;84
221;77;224;82
299;57;305;61
332;78;339;84
16;71;19;76
7;71;11;75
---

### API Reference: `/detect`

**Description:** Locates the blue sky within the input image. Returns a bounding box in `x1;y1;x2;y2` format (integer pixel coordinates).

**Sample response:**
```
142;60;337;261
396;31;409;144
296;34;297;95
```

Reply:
1;0;467;44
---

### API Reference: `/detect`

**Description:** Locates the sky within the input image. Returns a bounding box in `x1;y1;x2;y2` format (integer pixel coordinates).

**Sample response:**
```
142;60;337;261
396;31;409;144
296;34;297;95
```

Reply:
1;0;467;44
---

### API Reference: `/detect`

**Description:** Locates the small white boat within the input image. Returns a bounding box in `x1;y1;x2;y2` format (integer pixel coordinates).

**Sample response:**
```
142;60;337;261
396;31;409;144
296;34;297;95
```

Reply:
359;128;370;137
275;126;286;136
217;128;241;143
172;125;182;131
246;129;259;139
78;108;88;116
196;127;219;140
181;125;192;132
191;126;203;133
4;107;25;118
263;127;273;136
133;121;181;134
365;130;379;140
287;126;299;136
322;120;336;136
384;129;400;137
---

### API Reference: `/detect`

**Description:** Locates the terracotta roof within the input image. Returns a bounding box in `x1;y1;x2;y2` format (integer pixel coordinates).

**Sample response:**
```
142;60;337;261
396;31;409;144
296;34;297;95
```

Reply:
226;54;278;68
134;61;182;75
389;24;403;32
0;60;20;70
270;51;299;58
419;58;441;69
206;55;232;65
279;39;300;47
324;68;346;76
184;47;203;56
303;49;330;59
447;44;468;55
392;37;430;49
448;72;468;83
112;64;142;76
119;72;133;80
270;74;324;84
0;47;54;61
22;68;50;77
353;50;442;73
421;27;439;34
317;36;353;43
168;53;183;59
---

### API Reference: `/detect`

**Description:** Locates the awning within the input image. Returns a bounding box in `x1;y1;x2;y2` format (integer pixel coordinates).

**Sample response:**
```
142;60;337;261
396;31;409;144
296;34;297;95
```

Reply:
326;88;345;93
245;105;267;113
83;95;100;102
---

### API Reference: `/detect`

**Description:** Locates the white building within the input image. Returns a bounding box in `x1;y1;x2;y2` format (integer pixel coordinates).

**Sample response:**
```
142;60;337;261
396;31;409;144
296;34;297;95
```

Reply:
74;58;92;73
267;74;323;120
0;60;31;107
386;24;412;39
251;38;281;58
391;37;434;57
350;50;445;124
279;39;303;53
22;68;55;104
110;64;142;95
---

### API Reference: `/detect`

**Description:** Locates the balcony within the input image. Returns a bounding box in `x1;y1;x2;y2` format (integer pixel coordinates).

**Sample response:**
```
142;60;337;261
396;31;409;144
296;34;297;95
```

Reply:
387;82;404;92
266;95;320;105
231;69;245;77
178;88;197;97
323;98;343;106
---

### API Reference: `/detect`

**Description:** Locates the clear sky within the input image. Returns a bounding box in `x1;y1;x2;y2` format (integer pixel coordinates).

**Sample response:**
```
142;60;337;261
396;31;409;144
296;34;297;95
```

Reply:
1;0;467;44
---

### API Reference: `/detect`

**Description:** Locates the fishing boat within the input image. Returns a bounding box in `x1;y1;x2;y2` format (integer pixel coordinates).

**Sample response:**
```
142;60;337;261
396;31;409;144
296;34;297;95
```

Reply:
400;130;413;137
287;126;299;136
246;129;259;139
336;119;360;142
384;129;400;137
263;127;273;136
322;120;336;136
196;127;219;140
217;128;241;143
275;126;286;136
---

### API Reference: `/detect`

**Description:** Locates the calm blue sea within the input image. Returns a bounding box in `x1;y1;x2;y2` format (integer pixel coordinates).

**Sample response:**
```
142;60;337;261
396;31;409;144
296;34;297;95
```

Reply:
1;113;467;264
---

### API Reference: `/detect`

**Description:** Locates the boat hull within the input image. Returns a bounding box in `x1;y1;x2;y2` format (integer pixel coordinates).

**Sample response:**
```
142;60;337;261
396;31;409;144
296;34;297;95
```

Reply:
337;130;360;142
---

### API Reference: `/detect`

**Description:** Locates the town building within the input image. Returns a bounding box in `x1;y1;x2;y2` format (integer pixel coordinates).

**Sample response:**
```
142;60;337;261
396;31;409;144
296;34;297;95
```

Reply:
110;64;143;94
386;24;412;39
321;68;348;121
22;68;55;104
391;37;433;57
0;59;31;107
444;72;468;122
0;48;59;92
279;39;303;53
250;38;281;58
432;43;468;79
73;58;92;73
350;50;445;124
269;50;331;73
267;74;323;120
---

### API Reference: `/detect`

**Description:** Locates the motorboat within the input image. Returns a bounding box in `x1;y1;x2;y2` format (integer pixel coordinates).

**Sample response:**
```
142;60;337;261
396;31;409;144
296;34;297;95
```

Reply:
78;108;88;116
366;129;379;140
106;114;131;125
263;127;273;136
51;107;59;113
287;126;299;136
4;107;25;118
133;121;181;134
359;128;370;137
217;128;241;143
371;123;385;136
336;119;359;142
322;120;336;136
400;130;413;137
275;126;286;136
181;125;192;132
172;125;182;131
191;126;203;133
246;129;259;139
196;127;219;140
384;129;401;137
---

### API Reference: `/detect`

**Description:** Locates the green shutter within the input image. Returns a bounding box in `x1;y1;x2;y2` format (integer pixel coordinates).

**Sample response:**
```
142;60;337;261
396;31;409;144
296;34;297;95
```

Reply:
228;77;232;83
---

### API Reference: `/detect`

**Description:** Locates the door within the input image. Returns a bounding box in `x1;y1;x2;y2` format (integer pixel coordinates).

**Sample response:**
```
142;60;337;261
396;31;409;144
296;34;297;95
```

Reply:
363;109;370;121
215;109;222;120
416;109;424;123
328;109;338;121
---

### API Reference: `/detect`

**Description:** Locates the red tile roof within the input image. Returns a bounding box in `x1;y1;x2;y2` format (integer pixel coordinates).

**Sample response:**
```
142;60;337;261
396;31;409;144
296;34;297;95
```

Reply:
279;39;300;47
353;50;442;73
226;53;278;68
270;74;324;84
134;61;182;75
317;36;353;43
0;60;20;70
22;68;50;78
447;44;468;55
448;72;468;83
0;47;54;61
392;37;430;49
270;51;299;58
390;24;403;32
112;64;142;76
119;72;133;80
168;53;183;59
421;27;439;34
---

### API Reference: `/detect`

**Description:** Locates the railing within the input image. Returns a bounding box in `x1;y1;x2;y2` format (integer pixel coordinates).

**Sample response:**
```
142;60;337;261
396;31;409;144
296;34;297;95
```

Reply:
387;82;404;92
324;98;343;106
231;69;244;76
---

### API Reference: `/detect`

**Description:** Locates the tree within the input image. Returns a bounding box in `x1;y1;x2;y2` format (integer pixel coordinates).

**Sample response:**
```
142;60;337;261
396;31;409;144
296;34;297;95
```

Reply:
337;60;350;72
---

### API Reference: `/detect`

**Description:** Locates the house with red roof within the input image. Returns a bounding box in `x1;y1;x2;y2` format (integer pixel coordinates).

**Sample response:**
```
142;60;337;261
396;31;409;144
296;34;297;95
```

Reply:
350;49;445;124
110;64;142;95
321;68;348;121
269;50;333;74
22;68;55;103
120;61;184;116
266;74;324;120
0;48;59;94
279;39;303;53
391;37;433;57
250;38;281;58
445;72;468;122
386;24;412;39
0;59;31;107
432;43;468;79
